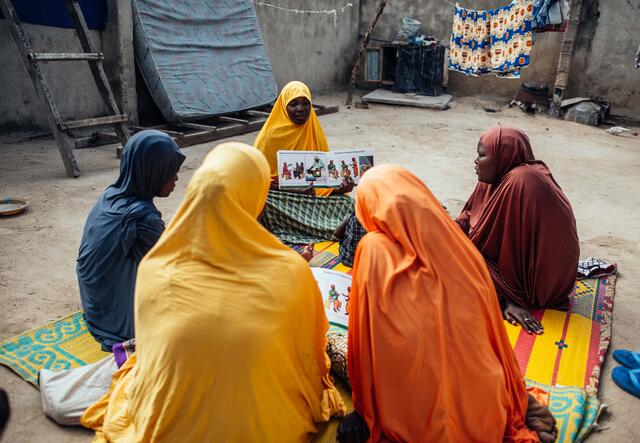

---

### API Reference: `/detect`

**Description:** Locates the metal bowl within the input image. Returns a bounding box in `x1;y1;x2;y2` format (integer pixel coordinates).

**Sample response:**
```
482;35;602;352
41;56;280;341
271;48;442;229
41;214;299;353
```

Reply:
0;198;30;216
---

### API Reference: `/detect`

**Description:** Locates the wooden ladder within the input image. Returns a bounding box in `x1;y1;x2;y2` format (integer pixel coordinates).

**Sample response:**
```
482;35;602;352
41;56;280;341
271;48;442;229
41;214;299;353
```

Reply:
0;0;130;177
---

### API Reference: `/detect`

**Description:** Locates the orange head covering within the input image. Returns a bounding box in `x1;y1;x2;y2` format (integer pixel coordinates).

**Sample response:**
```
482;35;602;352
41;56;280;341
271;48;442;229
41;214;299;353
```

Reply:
349;165;537;442
254;81;329;177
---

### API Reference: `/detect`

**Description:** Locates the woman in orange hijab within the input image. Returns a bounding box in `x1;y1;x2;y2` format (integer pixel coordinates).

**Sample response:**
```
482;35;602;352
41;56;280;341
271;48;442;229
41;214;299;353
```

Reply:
456;126;579;335
338;165;556;443
255;81;354;245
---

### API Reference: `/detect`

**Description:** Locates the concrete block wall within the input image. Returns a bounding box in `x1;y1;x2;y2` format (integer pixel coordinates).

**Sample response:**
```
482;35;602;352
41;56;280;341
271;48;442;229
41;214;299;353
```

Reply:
565;0;639;114
0;22;107;132
0;0;361;131
255;0;360;94
2;0;637;132
0;0;136;133
358;0;639;115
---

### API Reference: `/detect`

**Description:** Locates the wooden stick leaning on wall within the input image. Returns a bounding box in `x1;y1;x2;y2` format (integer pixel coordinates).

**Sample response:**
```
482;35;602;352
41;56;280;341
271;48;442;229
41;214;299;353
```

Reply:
345;0;387;106
550;0;584;117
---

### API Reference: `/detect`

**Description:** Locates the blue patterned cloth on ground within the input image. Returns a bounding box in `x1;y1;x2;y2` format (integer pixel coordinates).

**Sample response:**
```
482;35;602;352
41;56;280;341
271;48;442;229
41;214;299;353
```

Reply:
526;379;603;443
448;0;534;78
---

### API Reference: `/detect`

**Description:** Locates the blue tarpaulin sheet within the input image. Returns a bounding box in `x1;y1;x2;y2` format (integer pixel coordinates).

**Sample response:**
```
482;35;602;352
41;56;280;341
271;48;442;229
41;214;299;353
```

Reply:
0;0;107;30
133;0;278;122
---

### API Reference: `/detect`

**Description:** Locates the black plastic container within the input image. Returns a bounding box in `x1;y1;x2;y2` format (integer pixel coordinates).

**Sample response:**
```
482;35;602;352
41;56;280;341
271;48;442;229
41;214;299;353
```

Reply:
394;45;444;96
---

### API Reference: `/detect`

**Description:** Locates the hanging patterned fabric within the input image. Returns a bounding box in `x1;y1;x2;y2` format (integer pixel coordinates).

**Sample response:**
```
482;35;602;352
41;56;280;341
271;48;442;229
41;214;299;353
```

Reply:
448;0;534;78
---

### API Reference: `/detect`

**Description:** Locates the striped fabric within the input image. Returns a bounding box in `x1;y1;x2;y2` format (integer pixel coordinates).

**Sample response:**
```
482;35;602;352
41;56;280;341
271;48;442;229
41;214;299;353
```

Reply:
0;245;616;442
305;244;615;443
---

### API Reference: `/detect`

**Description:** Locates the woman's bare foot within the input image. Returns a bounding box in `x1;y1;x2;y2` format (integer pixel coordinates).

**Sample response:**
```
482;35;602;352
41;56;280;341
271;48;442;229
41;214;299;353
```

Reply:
526;394;557;443
504;302;543;334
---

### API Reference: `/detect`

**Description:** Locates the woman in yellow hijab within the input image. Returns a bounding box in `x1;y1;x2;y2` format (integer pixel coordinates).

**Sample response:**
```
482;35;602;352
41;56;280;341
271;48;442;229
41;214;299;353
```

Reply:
81;142;345;442
255;80;329;178
255;81;354;245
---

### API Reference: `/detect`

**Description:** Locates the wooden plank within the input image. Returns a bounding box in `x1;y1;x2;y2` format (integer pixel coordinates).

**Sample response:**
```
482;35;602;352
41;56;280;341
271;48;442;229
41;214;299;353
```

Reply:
132;124;172;130
182;130;213;139
244;109;271;117
216;115;251;124
29;52;103;61
551;0;584;114
65;0;130;147
131;125;185;137
95;132;120;142
178;121;263;147
179;122;218;132
129;104;339;149
0;0;80;177
62;114;128;130
176;105;338;147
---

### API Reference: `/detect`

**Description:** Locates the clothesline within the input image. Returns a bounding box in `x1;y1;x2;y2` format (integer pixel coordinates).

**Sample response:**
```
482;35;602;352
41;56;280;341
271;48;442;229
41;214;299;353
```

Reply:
250;1;354;27
249;0;522;25
440;0;511;8
440;0;531;8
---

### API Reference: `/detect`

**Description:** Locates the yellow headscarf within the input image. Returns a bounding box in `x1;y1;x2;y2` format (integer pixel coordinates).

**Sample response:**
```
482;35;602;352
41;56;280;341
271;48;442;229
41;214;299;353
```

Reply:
81;143;345;442
254;81;329;177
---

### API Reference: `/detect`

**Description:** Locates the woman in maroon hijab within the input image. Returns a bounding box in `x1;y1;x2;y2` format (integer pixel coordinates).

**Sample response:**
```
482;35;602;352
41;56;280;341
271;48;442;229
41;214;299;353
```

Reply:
456;126;579;334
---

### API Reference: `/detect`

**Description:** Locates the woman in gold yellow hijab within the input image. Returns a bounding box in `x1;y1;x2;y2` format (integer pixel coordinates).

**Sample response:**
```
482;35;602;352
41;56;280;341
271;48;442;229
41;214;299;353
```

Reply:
81;142;345;442
255;81;354;245
255;80;329;178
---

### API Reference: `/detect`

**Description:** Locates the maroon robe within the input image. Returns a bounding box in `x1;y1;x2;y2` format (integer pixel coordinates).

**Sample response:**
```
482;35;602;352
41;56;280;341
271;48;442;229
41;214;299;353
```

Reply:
456;126;579;309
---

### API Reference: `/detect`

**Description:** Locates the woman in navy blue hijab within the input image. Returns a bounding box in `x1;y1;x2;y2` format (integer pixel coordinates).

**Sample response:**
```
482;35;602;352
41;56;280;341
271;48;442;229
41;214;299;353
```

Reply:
77;130;185;351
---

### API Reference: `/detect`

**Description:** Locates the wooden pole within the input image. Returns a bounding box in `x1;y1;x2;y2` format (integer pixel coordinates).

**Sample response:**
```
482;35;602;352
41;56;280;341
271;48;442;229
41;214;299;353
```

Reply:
346;0;387;106
550;0;584;117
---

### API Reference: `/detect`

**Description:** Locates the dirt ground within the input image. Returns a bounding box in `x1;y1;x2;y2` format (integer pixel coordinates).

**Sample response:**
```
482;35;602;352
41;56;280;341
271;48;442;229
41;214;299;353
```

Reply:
1;94;639;442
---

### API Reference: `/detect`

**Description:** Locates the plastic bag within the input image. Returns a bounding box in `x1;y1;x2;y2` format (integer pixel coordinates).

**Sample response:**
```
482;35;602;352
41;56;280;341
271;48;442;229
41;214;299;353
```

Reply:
548;0;569;25
396;17;421;41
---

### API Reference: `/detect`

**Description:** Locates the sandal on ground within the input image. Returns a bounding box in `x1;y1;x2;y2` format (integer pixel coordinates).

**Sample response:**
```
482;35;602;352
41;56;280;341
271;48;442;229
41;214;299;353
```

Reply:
613;349;640;369
612;367;640;398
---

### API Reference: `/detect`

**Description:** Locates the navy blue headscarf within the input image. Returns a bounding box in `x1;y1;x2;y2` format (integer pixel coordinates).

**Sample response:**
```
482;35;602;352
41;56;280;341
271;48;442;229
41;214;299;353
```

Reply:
77;130;185;350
